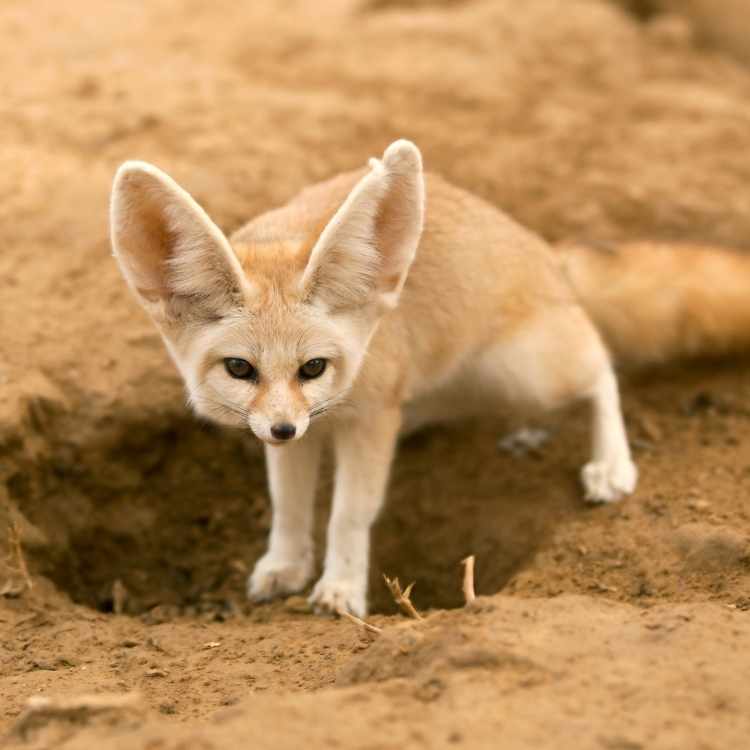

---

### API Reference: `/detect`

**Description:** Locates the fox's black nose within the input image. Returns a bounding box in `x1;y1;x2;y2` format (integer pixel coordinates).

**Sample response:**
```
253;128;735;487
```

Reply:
270;423;296;441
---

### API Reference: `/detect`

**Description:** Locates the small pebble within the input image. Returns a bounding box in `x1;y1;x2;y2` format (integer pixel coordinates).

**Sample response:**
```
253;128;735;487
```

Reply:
687;499;710;511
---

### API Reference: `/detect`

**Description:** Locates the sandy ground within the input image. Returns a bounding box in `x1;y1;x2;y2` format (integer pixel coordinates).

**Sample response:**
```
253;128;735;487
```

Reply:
2;0;750;748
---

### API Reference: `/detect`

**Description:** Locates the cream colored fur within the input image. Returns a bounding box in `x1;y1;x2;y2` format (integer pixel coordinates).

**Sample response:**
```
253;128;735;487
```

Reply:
111;140;642;616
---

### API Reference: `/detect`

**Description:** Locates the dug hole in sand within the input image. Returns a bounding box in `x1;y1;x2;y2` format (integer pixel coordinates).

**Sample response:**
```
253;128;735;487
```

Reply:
2;1;750;748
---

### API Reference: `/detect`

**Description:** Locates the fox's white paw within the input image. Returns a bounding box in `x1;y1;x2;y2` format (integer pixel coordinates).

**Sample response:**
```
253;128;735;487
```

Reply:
581;457;638;503
309;576;367;618
247;553;313;602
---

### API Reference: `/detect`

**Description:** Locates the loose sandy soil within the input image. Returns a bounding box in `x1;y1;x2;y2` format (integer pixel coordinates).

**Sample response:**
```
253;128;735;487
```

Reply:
2;1;750;748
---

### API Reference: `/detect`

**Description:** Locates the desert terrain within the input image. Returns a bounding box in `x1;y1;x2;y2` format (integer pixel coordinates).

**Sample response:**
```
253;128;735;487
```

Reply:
2;1;750;748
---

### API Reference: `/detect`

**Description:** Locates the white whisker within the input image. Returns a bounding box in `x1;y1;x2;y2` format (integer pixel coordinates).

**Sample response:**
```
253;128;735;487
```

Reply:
310;388;355;420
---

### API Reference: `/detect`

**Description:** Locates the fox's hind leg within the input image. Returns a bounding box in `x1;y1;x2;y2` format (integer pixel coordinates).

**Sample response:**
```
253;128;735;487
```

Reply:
479;305;637;502
581;367;637;502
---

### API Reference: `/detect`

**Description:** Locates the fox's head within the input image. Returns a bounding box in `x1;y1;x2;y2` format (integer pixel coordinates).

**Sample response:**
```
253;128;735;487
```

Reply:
110;140;424;444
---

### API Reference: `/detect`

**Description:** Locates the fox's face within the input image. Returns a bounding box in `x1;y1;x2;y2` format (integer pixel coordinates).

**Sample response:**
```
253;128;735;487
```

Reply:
165;280;372;443
110;141;424;444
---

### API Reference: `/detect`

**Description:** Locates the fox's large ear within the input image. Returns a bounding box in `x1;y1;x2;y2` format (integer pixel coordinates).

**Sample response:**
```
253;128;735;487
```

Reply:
301;139;425;311
110;162;245;322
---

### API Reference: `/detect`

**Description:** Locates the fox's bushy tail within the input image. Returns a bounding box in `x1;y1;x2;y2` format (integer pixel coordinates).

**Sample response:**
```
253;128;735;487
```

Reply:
558;241;750;366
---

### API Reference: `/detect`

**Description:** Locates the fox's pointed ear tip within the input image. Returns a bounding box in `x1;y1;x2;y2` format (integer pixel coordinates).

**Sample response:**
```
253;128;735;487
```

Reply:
383;139;422;170
112;160;165;187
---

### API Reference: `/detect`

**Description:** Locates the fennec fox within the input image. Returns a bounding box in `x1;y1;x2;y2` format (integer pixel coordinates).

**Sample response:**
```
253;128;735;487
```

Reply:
111;140;749;616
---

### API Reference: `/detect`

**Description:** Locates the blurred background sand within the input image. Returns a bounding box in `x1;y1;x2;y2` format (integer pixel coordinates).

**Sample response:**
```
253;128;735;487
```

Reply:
2;1;750;747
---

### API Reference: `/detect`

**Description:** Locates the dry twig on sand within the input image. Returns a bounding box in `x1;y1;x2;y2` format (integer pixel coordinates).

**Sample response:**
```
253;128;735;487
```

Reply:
338;609;383;635
383;574;423;620
1;520;33;594
461;555;476;605
112;579;128;615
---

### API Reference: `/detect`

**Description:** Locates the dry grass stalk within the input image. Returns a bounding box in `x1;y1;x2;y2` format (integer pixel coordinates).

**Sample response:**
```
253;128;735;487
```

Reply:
383;574;423;620
461;555;476;605
338;609;383;635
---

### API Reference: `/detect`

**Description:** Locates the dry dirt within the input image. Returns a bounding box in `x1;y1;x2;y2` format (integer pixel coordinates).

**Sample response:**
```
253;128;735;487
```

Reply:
2;1;750;748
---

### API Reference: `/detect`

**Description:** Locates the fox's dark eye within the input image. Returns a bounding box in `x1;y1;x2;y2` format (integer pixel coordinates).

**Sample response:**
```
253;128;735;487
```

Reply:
299;358;327;380
224;358;257;381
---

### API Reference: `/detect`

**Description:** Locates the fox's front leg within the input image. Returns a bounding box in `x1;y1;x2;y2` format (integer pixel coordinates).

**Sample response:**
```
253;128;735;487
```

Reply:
248;433;322;602
309;407;400;617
